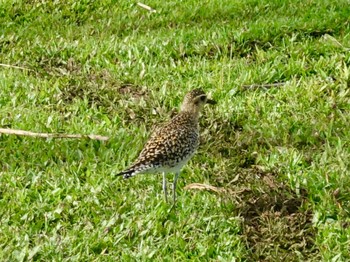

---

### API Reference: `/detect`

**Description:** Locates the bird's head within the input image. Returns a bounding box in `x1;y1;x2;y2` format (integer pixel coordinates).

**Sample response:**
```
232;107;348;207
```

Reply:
180;89;216;114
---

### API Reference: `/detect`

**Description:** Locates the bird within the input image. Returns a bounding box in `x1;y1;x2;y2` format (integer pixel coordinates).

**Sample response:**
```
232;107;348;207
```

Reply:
116;89;216;203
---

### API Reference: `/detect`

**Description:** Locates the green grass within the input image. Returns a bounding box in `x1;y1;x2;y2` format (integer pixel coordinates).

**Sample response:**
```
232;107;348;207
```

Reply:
1;0;350;260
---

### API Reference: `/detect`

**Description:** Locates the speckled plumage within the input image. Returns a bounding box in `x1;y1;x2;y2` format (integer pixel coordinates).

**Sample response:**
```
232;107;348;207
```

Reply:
120;111;199;177
116;89;215;202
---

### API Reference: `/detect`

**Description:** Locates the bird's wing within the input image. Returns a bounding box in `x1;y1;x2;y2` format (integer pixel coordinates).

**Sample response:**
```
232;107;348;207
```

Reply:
133;121;198;168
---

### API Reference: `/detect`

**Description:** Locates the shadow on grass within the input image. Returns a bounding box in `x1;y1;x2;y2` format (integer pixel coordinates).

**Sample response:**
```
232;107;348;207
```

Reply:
228;167;320;261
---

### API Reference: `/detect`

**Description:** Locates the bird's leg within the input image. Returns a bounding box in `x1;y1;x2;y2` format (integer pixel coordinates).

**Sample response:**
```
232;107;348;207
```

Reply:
173;172;180;203
162;172;168;202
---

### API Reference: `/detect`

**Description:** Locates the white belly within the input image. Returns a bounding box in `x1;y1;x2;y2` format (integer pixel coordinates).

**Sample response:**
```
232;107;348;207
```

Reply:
142;154;194;174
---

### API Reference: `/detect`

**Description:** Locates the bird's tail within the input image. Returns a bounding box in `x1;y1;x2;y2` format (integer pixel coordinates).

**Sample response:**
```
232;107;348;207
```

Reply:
115;168;137;179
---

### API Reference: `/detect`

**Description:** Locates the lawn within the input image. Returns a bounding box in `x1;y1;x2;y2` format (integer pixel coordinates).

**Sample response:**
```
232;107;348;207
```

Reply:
1;0;350;260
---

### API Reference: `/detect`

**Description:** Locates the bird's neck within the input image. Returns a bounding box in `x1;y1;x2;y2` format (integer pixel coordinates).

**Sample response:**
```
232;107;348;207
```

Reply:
180;103;201;116
178;109;200;125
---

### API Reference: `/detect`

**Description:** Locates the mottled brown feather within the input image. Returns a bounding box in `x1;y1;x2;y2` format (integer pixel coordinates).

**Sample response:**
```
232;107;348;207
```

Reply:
116;89;213;178
132;112;199;170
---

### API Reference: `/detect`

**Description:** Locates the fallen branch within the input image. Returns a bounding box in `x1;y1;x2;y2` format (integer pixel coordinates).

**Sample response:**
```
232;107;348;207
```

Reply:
242;82;286;90
0;128;109;141
0;63;32;71
137;2;156;12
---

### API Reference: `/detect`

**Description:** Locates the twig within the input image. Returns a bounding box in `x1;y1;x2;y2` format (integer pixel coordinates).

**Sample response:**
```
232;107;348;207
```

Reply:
184;183;226;193
0;128;109;141
241;82;286;90
137;2;156;12
0;63;32;71
184;183;250;196
323;34;350;50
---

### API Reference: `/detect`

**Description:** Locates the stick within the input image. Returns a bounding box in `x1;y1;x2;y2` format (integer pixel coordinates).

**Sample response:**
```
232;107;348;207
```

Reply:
184;183;250;196
0;128;109;141
184;183;226;193
241;82;286;89
323;34;350;50
0;63;32;71
137;2;156;12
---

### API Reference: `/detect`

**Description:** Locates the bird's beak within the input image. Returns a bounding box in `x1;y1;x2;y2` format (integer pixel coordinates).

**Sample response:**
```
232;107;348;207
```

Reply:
206;99;217;105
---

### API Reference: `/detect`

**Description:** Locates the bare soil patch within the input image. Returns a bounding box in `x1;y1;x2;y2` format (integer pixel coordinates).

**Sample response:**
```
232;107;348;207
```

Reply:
231;167;320;261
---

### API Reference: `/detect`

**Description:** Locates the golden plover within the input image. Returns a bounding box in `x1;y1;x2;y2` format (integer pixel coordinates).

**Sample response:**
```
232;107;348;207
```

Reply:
116;89;216;202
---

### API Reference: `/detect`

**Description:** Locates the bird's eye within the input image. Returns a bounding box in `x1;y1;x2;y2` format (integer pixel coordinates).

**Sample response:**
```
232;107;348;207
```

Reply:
200;96;206;101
